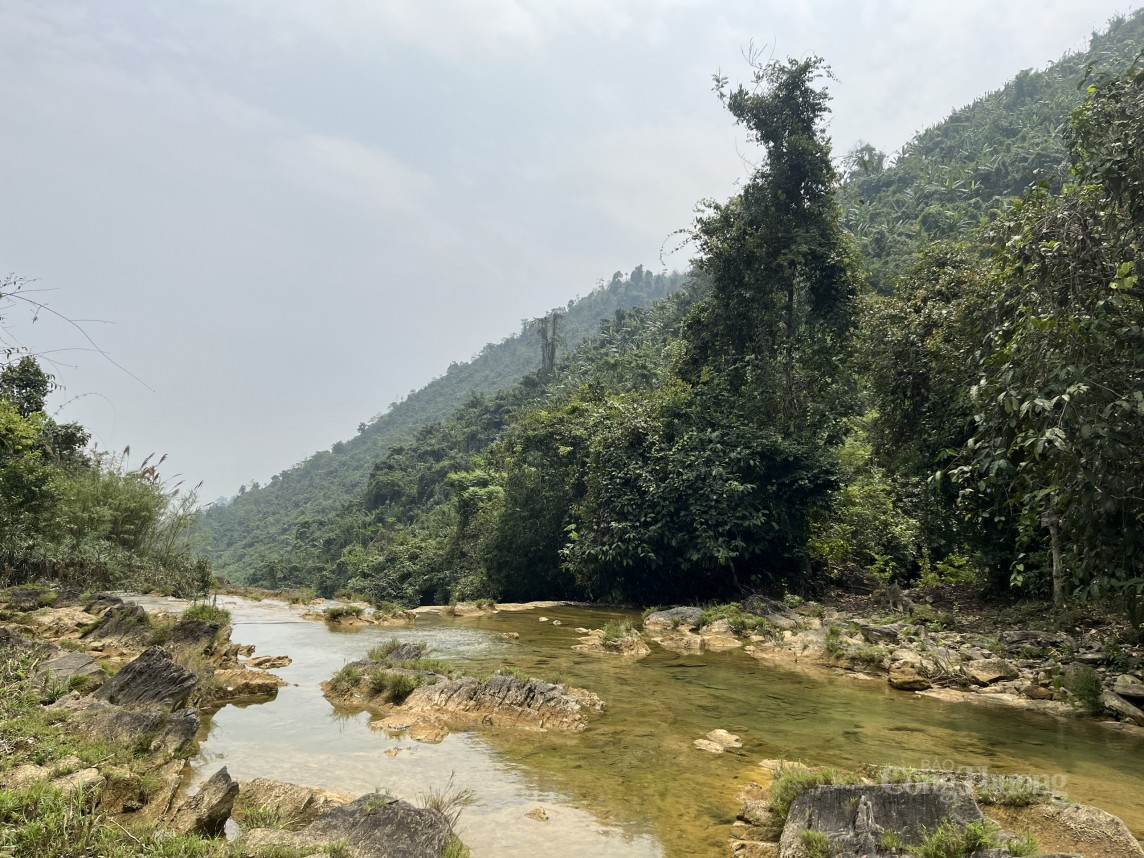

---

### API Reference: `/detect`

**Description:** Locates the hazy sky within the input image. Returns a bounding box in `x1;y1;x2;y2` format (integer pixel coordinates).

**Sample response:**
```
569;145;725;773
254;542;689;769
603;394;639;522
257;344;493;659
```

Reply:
1;0;1135;500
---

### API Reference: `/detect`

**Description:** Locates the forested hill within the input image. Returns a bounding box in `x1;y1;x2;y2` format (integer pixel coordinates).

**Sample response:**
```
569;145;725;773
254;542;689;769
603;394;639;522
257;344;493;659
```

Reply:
196;267;686;579
842;9;1144;288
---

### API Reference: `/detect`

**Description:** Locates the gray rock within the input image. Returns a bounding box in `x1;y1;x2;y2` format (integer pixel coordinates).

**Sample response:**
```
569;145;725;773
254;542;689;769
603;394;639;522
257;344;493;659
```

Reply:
63;698;199;758
643;606;703;630
962;658;1020;685
1100;690;1144;726
167;766;239;837
94;646;199;711
860;623;904;644
1112;673;1144;701
40;651;105;687
242;793;454;858
82;603;152;642
780;784;983;858
1001;630;1070;646
171;618;222;653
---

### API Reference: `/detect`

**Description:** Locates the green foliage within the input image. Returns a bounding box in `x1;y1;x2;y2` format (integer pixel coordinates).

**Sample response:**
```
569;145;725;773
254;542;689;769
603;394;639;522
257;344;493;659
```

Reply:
440;837;472;858
600;620;634;644
1063;665;1105;715
365;669;420;703
183;602;232;626
329;664;362;693
1005;835;1040;857
800;830;839;858
910;820;1000;858
322;605;363;622
768;767;855;821
880;830;906;851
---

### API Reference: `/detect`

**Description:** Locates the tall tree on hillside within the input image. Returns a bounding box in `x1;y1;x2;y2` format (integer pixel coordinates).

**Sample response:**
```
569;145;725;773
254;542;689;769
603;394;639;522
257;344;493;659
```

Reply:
685;55;857;441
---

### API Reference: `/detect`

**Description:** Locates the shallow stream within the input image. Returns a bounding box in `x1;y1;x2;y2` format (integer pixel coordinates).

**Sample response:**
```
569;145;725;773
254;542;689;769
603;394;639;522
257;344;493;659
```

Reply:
130;595;1144;857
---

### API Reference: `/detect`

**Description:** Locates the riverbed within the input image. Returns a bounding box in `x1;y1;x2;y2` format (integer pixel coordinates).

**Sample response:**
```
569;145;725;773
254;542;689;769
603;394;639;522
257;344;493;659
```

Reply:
131;595;1144;858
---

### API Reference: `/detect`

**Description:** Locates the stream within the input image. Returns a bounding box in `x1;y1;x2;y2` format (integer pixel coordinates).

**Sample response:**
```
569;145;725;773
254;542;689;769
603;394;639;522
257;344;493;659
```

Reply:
129;595;1144;858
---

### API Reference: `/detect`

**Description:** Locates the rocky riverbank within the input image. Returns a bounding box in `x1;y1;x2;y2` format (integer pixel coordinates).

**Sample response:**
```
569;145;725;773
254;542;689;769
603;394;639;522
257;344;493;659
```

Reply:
0;584;469;857
728;758;1144;858
643;586;1144;735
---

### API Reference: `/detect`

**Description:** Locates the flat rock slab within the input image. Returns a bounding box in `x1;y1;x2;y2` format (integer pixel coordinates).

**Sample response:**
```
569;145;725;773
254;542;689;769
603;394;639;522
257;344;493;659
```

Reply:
963;658;1020;685
236;778;349;827
643;607;703;630
40;651;104;683
1101;690;1144;726
1112;673;1144;701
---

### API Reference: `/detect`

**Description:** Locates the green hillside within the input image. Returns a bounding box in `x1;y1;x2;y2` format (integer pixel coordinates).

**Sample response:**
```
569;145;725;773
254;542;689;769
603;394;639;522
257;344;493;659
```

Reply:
842;10;1144;288
196;267;687;579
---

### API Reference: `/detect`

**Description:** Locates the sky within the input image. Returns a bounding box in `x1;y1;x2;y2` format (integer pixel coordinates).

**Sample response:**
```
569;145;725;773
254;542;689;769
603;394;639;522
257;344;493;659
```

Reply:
0;0;1136;501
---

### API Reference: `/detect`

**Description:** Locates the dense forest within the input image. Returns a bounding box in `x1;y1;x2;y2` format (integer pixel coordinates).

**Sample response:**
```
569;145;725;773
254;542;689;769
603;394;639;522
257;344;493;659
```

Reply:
9;13;1144;626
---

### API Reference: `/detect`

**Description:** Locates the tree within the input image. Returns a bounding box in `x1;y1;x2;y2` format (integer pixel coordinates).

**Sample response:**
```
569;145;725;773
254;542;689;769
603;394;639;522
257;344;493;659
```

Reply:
950;60;1144;617
685;55;857;442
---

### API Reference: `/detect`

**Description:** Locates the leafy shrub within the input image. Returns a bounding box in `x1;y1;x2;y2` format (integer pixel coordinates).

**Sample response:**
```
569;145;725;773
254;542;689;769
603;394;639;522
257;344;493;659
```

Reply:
329;664;362;693
601;620;634;643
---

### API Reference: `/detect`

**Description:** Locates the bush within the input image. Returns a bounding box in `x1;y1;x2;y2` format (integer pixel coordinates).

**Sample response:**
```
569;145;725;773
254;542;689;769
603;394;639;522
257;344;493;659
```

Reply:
323;605;364;622
800;830;839;858
1064;665;1105;715
182;602;231;626
769;767;856;821
601;620;634;643
912;820;998;858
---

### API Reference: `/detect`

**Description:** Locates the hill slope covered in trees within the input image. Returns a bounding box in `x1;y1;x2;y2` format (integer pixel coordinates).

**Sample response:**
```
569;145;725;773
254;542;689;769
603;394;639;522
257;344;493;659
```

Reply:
196;268;686;579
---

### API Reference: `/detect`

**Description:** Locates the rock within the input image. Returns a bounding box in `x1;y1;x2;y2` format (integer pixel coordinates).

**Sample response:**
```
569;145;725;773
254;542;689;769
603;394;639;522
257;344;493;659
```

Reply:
51;767;105;795
526;807;549;822
240;793;454;858
859;623;905;644
780;784;984;857
167;766;239;837
693;739;727;753
1;763;51;789
40;651;105;688
82;603;153;644
1035;802;1144;857
551;619;562;626
731;841;780;858
94;646;199;711
26;607;99;641
62;698;200;759
235;778;349;828
538;616;549;622
207;668;284;702
170;618;222;654
1023;684;1054;701
1001;630;1070;646
705;729;742;749
1112;673;1144;701
698;619;743;650
246;654;292;669
888;663;931;691
498;632;520;641
400;673;600;732
962;658;1020;686
643;606;703;630
97;766;149;813
450;602;494;617
1100;690;1144;726
573;628;651;659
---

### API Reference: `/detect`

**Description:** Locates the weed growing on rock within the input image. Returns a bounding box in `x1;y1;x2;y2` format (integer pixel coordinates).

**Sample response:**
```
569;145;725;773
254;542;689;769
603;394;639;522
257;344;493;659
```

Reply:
1064;665;1105;715
323;605;364;622
769;767;858;821
183;602;232;626
800;829;839;858
912;820;998;858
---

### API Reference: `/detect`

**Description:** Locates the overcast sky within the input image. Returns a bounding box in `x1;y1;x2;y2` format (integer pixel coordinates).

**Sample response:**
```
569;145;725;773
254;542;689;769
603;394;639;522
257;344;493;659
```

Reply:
1;0;1135;500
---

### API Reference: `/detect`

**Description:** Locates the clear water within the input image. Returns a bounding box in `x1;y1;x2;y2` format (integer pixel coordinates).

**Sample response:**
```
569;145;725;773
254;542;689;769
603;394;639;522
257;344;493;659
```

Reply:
132;596;1144;858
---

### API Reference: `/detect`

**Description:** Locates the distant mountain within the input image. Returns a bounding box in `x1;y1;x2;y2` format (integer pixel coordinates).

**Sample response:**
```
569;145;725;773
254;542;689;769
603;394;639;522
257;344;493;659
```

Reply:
196;266;687;579
841;9;1144;288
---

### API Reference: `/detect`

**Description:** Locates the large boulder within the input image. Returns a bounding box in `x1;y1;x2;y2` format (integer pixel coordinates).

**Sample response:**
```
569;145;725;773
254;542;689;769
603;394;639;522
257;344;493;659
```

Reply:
241;793;454;858
170;618;222;654
402;673;603;732
963;658;1020;686
643;606;702;630
1100;690;1144;726
780;784;984;858
167;766;239;837
94;646;199;711
58;697;199;759
235;778;349;828
1112;674;1144;701
39;651;106;689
